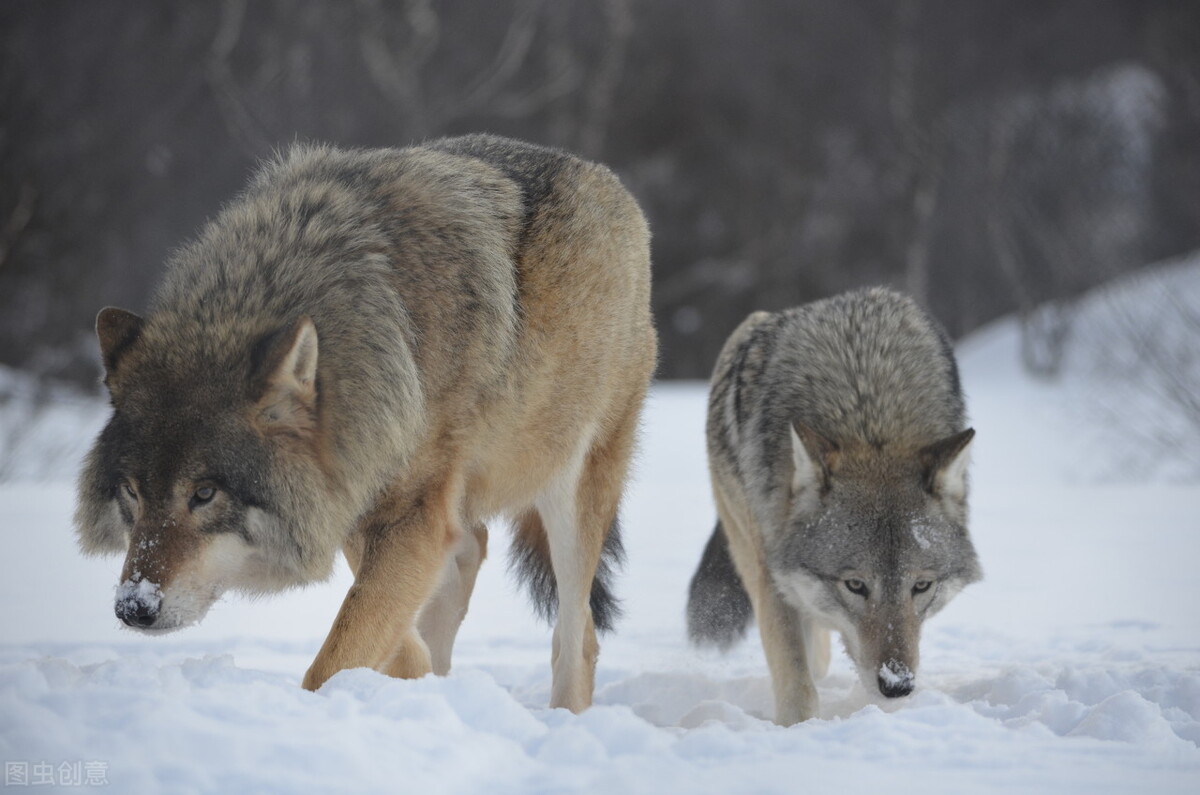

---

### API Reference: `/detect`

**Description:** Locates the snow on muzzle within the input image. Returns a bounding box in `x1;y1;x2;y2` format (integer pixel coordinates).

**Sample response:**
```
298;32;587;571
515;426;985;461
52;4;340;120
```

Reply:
877;659;915;698
114;578;163;628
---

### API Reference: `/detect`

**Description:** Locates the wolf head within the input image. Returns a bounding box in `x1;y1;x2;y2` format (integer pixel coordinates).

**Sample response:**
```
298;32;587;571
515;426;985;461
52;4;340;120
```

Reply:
771;421;981;700
75;307;341;633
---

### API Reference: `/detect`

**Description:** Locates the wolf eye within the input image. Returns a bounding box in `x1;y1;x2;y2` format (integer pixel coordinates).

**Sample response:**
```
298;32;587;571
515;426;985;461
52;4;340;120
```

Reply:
913;580;933;594
121;482;138;501
191;486;216;506
844;578;869;597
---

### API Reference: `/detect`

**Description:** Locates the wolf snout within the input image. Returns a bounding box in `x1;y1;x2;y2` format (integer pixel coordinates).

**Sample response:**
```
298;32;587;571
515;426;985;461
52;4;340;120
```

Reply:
877;659;915;698
115;597;159;628
115;579;163;629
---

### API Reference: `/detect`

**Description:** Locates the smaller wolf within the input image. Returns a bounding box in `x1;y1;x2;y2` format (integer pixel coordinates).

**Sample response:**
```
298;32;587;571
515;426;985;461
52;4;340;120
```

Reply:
687;287;981;725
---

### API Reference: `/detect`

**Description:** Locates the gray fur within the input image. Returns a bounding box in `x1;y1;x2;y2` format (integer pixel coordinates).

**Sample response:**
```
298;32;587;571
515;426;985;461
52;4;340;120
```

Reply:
74;134;655;686
686;519;753;649
78;140;515;584
688;287;981;724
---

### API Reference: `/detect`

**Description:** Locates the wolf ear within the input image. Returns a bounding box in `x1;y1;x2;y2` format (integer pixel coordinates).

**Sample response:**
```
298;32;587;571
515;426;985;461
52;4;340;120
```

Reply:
251;316;319;435
791;421;839;495
920;428;974;501
96;307;144;378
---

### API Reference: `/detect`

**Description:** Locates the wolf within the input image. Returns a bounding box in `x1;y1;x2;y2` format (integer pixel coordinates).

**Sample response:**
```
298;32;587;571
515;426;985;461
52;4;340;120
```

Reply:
686;287;980;725
75;134;657;712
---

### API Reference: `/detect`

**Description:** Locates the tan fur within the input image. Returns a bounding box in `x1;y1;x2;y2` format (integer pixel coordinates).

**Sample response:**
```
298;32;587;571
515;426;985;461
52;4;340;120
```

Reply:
711;467;820;725
297;149;655;701
75;135;656;711
417;523;488;676
118;481;205;590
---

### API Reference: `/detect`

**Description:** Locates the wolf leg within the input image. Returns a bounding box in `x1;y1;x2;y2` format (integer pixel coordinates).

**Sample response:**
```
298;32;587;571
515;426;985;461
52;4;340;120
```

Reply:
535;430;600;714
754;587;818;725
416;522;488;675
341;521;484;678
713;485;818;725
541;393;641;712
302;480;458;691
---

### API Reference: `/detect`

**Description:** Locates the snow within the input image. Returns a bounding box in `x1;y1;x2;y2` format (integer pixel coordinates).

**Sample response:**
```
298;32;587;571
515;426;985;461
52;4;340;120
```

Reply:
114;578;162;613
1;268;1198;793
910;521;933;549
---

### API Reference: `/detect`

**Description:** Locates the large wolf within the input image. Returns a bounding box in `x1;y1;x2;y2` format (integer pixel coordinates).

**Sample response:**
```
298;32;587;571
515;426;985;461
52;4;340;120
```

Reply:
686;287;980;725
75;134;657;712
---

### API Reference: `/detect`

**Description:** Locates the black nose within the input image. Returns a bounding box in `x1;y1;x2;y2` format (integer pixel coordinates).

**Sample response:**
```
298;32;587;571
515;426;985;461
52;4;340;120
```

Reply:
878;676;914;698
877;660;915;698
115;598;158;628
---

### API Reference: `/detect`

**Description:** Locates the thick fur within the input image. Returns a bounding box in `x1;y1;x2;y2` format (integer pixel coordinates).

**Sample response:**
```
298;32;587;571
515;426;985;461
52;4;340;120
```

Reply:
686;519;753;650
75;134;657;712
687;287;981;725
509;515;625;632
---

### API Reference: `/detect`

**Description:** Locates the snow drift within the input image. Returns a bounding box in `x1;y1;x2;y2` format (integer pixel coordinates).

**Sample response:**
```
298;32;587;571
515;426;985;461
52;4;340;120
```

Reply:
1;264;1197;793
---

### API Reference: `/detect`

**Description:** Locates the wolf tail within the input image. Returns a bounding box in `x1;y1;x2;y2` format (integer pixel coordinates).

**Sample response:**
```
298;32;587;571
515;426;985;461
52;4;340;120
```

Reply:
687;521;753;649
508;511;625;633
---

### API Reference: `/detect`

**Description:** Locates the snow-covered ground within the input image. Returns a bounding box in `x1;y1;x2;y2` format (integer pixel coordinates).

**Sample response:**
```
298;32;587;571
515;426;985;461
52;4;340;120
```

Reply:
1;268;1197;793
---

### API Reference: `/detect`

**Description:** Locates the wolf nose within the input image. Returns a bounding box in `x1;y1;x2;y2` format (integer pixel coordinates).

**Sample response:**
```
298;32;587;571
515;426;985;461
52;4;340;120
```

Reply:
877;660;914;698
115;599;158;628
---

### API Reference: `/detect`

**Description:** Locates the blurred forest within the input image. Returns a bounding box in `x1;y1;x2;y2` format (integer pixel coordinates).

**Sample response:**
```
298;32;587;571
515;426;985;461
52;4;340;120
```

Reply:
2;0;1198;383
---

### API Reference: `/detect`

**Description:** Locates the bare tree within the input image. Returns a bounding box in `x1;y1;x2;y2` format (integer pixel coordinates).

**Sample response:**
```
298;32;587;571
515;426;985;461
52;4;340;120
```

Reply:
576;0;634;158
973;65;1165;376
2;0;1199;385
208;0;273;157
1073;262;1200;478
356;0;579;139
888;0;941;309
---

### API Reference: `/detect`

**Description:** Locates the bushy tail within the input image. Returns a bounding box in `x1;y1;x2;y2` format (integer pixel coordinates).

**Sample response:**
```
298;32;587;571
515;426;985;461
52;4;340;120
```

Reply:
687;521;753;649
508;512;625;633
